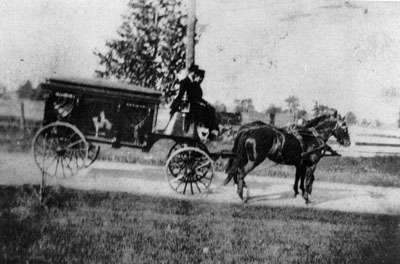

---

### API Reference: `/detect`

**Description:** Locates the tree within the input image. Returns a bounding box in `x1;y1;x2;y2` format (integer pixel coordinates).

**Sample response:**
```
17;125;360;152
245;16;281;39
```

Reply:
212;101;227;113
345;111;357;125
285;95;299;113
265;104;282;115
266;104;281;125
312;101;332;116
95;0;193;100
17;80;34;99
296;109;307;119
234;98;255;113
360;118;370;127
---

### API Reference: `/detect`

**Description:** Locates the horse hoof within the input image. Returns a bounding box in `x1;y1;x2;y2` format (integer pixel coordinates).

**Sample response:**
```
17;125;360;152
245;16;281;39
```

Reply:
294;192;299;198
243;187;250;203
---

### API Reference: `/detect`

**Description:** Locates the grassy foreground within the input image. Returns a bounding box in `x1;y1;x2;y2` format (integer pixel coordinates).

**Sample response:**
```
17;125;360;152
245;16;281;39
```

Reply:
1;185;399;263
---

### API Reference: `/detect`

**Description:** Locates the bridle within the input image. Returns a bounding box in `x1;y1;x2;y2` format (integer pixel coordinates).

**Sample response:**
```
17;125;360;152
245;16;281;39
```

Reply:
300;118;344;158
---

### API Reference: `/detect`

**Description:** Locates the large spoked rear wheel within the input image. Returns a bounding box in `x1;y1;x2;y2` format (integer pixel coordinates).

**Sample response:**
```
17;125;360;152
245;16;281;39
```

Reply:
32;122;89;178
165;147;214;195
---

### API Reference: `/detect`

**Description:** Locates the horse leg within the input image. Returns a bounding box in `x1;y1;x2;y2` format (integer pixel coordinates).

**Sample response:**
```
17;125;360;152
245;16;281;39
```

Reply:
294;165;305;197
305;164;316;194
298;165;307;197
223;171;238;186
303;165;316;204
237;160;255;203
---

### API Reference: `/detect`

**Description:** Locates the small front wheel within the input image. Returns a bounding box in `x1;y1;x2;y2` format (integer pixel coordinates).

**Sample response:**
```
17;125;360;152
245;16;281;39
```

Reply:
165;147;214;195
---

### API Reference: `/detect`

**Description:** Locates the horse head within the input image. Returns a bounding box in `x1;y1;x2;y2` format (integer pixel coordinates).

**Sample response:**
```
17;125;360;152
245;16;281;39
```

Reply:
331;114;351;147
310;111;351;147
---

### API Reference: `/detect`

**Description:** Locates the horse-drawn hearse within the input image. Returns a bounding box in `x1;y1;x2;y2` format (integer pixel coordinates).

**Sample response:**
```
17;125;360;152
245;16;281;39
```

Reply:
33;76;232;196
33;76;351;203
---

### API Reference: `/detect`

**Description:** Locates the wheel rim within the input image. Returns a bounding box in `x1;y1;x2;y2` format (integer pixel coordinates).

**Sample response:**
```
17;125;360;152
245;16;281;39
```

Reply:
165;147;214;195
33;122;88;178
167;141;208;159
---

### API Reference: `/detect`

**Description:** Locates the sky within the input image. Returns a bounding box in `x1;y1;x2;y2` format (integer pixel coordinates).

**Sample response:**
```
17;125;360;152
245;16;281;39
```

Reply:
1;0;400;125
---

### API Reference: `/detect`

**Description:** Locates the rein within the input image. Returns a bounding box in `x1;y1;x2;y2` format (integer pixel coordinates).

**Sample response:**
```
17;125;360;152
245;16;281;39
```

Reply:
299;120;340;158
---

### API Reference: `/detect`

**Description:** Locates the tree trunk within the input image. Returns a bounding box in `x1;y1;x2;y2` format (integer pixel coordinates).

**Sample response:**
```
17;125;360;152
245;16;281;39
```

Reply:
186;0;196;67
20;100;25;131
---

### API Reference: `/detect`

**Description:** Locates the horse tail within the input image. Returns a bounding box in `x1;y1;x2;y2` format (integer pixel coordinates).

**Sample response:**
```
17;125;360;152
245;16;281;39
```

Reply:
223;129;246;185
225;130;240;173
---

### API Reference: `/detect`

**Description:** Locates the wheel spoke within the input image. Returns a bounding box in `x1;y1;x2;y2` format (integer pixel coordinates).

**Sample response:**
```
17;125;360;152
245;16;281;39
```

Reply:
183;181;188;194
195;160;211;171
45;156;57;171
60;157;66;178
190;181;194;195
54;157;60;176
66;139;84;150
170;174;185;184
194;181;202;193
173;181;184;191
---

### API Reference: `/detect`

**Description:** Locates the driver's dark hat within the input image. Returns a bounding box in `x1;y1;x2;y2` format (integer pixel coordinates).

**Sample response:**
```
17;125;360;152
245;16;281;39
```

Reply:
188;63;199;73
197;69;205;77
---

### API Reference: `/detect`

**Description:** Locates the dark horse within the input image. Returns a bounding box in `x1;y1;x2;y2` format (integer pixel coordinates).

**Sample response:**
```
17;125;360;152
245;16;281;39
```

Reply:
223;112;351;203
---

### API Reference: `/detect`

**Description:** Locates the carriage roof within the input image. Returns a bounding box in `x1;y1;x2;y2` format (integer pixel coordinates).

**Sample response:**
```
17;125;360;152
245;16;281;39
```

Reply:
43;76;162;104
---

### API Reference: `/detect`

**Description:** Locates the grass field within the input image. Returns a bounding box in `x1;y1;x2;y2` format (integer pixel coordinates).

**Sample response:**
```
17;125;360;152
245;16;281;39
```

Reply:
0;185;399;263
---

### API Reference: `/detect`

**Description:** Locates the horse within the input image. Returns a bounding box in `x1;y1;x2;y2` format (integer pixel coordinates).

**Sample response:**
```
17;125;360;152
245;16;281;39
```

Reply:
223;111;351;204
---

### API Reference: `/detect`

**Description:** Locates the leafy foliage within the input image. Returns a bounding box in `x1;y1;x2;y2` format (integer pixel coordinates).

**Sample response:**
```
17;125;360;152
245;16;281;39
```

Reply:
16;81;45;101
234;98;255;113
17;81;34;100
285;95;299;114
295;108;307;119
95;0;190;97
312;101;334;116
345;111;357;125
265;104;282;114
212;101;227;113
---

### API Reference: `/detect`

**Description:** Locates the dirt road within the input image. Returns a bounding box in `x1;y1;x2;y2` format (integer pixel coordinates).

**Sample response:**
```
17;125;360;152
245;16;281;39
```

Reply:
1;152;400;215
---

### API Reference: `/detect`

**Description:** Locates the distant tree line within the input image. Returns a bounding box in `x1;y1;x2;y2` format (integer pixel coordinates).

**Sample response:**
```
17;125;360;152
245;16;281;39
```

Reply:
12;80;46;101
212;96;362;126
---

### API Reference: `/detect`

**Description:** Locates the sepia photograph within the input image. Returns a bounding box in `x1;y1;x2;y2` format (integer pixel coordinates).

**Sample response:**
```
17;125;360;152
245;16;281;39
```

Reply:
1;0;399;263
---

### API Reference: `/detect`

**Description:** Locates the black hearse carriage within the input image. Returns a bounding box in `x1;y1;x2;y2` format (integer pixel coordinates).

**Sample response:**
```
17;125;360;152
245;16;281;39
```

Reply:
33;76;225;195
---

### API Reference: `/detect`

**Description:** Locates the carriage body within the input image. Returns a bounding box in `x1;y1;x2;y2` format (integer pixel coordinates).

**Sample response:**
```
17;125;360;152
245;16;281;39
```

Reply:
41;76;163;150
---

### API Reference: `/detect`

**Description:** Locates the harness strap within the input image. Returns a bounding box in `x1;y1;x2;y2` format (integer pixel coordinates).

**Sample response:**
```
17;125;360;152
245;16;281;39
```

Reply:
301;127;327;157
286;125;306;153
267;128;285;162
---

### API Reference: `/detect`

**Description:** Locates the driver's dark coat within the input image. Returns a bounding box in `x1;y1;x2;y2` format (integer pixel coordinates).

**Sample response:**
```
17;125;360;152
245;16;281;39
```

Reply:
169;76;218;133
170;76;203;114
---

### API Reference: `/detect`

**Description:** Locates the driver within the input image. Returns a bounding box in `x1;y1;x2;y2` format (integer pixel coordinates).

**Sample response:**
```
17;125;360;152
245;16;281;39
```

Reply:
169;64;219;138
192;69;219;138
169;63;198;116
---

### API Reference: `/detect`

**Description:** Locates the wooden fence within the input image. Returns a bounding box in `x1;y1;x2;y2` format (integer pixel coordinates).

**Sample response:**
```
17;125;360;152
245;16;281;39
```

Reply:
331;126;400;157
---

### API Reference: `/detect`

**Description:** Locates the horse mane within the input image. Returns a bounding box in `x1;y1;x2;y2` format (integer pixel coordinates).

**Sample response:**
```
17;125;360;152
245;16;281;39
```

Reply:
304;114;330;128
